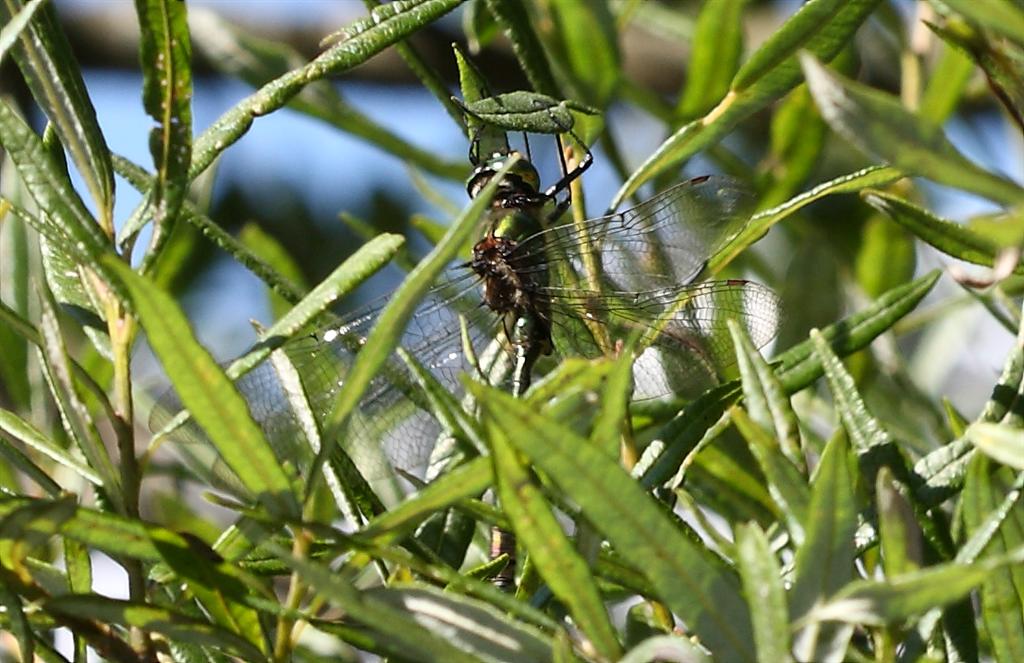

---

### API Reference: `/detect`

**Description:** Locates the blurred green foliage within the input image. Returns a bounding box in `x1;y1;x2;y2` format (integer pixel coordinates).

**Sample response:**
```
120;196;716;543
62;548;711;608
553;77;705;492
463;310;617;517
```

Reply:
0;1;1023;661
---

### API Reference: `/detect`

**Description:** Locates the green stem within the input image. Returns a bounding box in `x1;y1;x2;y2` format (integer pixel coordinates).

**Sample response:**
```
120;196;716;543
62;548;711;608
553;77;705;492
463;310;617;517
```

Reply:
99;267;149;656
274;527;312;661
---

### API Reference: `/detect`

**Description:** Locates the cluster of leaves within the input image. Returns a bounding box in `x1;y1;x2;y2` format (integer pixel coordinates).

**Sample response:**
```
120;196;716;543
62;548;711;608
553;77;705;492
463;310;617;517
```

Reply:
0;0;1023;661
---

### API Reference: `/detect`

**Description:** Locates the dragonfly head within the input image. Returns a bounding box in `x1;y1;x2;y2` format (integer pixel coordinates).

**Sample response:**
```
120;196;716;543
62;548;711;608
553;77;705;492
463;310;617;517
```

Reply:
466;150;541;200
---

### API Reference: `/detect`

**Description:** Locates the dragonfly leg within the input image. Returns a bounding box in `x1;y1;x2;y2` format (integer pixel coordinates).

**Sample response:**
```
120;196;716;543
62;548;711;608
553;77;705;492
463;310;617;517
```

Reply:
542;124;594;199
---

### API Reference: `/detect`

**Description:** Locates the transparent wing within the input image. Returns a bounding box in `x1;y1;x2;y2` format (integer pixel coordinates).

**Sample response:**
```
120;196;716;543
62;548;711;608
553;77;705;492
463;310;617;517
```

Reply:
540;279;780;399
149;175;776;492
149;269;505;489
510;175;754;290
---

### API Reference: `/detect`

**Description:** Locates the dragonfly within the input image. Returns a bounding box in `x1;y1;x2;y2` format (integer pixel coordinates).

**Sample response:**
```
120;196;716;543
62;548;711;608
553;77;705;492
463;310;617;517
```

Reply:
150;137;780;497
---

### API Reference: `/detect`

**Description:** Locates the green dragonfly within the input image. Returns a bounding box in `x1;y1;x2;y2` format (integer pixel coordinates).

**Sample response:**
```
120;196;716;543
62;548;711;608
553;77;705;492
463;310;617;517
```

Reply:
151;138;780;491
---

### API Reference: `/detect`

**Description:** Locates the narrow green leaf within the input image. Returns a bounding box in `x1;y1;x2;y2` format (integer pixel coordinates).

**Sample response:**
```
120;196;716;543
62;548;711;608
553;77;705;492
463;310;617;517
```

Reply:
526;356;616;412
944;398;971;438
801;53;1024;206
876;467;921;577
485;408;621;659
623;603;668;648
147;528;267;653
969;207;1024;248
0;495;76;552
735;522;792;663
732;0;849;90
810;328;909;485
912;437;976;507
152;236;401;418
369;585;555;662
962;455;1024;663
0;582;32;662
729;318;803;470
919;39;975;125
709;165;903;274
625;1;696;43
24;559;73;603
0;200;32;410
867;189;1024;269
731;407;809;546
146;221;393;498
190;0;463;178
957;472;1024;567
0;0;46;61
0;99;107;258
252;233;403;352
689;438;779;523
254;535;480;663
0;0;116;228
802;554;1017;626
35;283;121;507
0;428;63;496
345;543;561;635
44;594;265;660
453;43;510;162
790;433;858;662
483;0;560;97
861;209;919;299
188;9;464;181
103;257;299;519
469;382;756;662
941;0;1024;47
358;457;492;544
456;91;598;133
66;505;173;565
677;0;747;120
64;536;91;594
591;351;635;461
544;0;620;107
966;422;1024;469
413;507;475;570
640;382;741;488
931;18;1024;134
619;635;713;663
398;344;486;463
979;324;1024;425
454;43;489;106
613;0;882;206
462;0;498;52
0;409;102;485
131;0;193;257
39;235;110;358
0;498;157;563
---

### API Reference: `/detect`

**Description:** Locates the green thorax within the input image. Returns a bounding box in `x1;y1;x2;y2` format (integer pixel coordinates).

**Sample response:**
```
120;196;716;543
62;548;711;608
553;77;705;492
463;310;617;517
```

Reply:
467;149;549;243
486;205;544;243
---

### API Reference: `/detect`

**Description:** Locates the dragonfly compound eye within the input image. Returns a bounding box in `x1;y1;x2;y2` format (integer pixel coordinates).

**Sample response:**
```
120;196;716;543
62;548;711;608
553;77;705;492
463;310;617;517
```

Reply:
466;166;498;198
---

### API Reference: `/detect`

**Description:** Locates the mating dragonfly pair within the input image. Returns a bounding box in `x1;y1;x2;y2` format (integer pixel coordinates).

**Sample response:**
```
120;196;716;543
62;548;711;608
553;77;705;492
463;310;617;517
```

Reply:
151;133;780;488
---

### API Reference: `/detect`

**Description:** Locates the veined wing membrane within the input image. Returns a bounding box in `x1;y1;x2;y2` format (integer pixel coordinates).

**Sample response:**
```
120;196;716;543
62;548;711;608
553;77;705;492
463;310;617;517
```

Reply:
149;270;504;488
541;280;780;400
510;175;755;289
